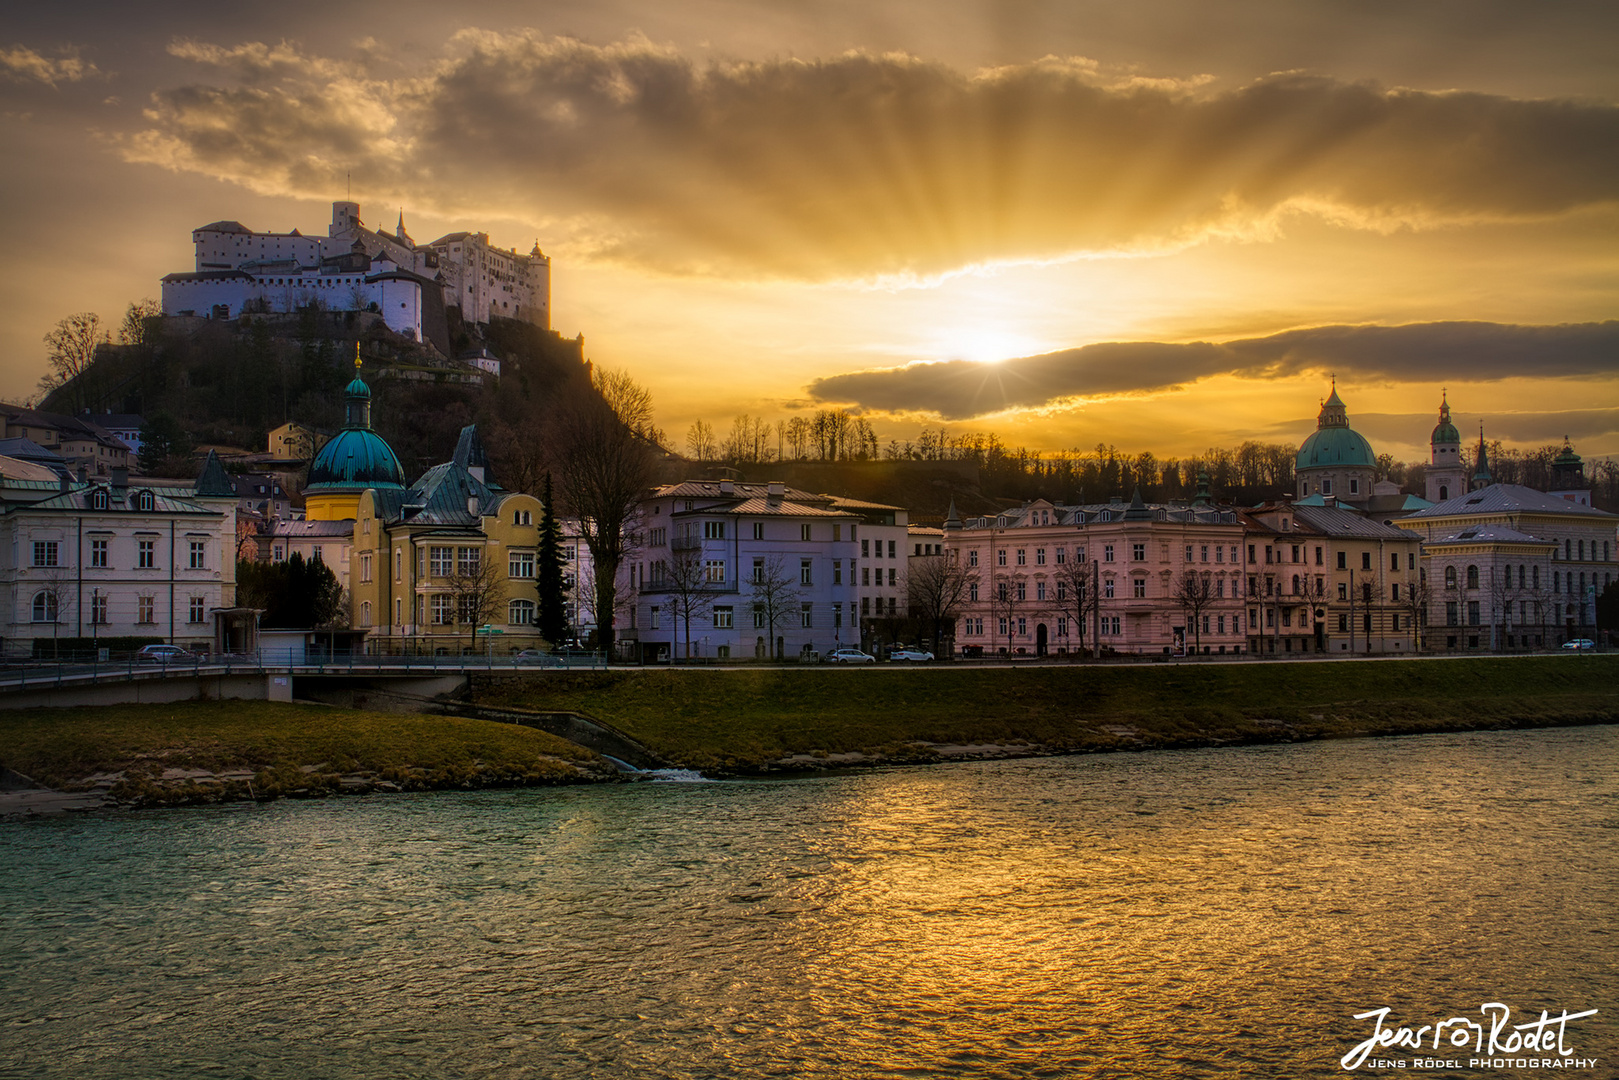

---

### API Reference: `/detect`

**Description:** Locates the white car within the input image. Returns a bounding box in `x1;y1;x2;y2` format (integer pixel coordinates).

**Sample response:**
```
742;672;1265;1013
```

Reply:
135;644;195;663
888;647;935;662
825;648;876;665
1561;638;1595;651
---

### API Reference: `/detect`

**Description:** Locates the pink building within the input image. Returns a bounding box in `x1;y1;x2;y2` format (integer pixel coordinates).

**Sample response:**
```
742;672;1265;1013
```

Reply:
943;491;1249;657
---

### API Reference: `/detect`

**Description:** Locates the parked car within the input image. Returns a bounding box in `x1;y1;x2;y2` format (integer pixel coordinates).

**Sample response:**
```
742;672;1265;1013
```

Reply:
516;649;561;666
1561;638;1596;651
888;647;935;662
825;648;876;665
135;644;195;663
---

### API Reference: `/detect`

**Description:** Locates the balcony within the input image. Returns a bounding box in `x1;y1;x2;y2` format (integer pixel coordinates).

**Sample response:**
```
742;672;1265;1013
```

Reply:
670;535;703;551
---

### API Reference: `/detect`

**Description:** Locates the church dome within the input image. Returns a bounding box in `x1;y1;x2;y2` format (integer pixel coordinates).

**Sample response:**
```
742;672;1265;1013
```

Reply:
1296;382;1375;471
306;360;405;495
306;428;405;491
1431;393;1459;446
1297;426;1376;470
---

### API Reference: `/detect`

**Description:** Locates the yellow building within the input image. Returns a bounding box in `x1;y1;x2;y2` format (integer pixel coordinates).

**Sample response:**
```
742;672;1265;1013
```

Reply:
350;426;544;654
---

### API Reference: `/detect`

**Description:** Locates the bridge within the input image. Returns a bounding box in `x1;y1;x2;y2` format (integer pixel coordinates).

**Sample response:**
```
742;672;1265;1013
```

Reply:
0;651;608;710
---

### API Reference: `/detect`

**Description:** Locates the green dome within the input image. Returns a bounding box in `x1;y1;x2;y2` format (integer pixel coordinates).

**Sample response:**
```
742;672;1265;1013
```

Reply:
1297;426;1375;471
306;428;406;491
345;376;372;400
1431;419;1460;445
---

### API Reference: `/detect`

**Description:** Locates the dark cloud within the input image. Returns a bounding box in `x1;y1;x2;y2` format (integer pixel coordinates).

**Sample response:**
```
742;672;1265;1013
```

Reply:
122;31;1619;279
807;321;1619;419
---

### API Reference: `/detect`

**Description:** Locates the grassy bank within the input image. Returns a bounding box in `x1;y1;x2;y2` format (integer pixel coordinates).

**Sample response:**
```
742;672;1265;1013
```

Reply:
0;700;613;809
474;655;1619;771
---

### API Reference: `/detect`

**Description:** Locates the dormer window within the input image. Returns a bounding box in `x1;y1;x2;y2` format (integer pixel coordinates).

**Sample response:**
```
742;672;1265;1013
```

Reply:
91;489;109;511
136;491;155;512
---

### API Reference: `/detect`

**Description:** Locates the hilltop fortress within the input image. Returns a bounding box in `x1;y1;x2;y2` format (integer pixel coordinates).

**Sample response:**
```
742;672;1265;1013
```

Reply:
161;201;551;350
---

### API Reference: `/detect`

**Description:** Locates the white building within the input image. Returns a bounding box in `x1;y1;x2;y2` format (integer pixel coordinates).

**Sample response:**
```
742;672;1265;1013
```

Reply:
827;496;910;648
0;456;240;657
632;480;862;661
161;201;552;342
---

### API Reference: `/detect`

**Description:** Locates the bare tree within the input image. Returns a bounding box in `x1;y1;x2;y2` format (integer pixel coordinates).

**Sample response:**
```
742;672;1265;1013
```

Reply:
1298;572;1331;653
40;312;106;409
445;544;505;653
660;544;718;658
1172;569;1216;654
686;419;717;462
906;554;976;658
550;369;658;655
986;567;1027;655
118;298;163;346
1052;557;1099;656
31;565;75;659
749;554;802;660
1399;573;1430;652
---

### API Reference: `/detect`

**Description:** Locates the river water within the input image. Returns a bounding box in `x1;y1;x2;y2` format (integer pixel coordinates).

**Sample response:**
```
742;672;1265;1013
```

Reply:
2;726;1614;1078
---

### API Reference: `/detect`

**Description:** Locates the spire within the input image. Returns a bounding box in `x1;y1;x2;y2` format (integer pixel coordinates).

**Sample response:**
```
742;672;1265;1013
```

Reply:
1317;380;1348;428
1471;424;1492;490
943;498;962;530
1193;467;1212;506
1123;485;1152;520
344;344;373;429
193;449;235;499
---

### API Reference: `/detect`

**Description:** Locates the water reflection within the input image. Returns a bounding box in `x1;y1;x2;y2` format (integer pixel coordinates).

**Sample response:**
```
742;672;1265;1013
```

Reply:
1;727;1614;1078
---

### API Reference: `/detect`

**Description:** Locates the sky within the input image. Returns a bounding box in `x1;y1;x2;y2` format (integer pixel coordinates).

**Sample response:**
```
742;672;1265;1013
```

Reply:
3;0;1616;463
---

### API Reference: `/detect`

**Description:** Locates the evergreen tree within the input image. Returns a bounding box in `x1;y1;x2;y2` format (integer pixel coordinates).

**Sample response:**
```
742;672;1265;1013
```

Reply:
237;553;344;628
536;472;568;643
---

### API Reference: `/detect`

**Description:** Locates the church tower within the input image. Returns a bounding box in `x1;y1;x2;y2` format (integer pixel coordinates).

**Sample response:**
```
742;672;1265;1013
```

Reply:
1549;437;1592;506
1424;391;1465;504
1470;426;1493;492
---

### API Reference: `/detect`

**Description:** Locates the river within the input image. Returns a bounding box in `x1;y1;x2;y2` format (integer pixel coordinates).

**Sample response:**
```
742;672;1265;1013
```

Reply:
2;726;1614;1078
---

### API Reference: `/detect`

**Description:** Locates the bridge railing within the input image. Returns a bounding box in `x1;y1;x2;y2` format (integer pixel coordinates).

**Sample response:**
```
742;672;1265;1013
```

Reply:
0;648;609;692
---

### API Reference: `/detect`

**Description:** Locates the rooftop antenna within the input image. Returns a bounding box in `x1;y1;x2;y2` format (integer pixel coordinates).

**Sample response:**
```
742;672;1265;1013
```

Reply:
347;171;351;200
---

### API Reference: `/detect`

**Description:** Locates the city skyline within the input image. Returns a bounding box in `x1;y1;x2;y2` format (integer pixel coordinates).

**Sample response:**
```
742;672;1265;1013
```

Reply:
3;0;1616;460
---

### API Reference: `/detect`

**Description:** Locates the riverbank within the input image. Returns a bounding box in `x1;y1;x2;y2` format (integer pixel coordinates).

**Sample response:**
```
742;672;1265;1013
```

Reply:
0;701;615;814
473;654;1619;772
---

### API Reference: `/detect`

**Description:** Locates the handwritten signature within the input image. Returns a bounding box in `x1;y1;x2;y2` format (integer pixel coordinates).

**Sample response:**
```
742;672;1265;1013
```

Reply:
1342;1004;1599;1071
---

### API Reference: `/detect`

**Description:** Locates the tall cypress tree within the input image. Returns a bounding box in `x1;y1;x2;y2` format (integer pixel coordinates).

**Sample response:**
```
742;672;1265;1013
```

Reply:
536;472;568;644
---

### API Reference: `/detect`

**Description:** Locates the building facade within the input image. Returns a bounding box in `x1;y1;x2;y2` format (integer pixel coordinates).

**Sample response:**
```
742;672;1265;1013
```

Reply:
946;493;1249;657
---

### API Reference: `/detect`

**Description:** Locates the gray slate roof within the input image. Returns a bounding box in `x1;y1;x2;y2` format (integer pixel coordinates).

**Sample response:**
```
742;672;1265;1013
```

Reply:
1406;483;1615;520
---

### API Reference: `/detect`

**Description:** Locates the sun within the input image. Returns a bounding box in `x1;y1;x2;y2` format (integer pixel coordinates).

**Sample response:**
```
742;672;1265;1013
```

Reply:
933;326;1051;365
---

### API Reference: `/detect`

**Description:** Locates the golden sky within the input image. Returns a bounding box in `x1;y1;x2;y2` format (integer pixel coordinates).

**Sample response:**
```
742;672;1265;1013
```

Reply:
3;1;1616;461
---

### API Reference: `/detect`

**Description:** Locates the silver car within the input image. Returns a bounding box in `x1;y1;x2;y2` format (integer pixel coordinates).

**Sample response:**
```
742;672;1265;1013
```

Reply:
825;648;876;665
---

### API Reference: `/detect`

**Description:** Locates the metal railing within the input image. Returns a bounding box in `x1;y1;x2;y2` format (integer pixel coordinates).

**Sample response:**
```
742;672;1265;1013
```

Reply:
0;649;609;694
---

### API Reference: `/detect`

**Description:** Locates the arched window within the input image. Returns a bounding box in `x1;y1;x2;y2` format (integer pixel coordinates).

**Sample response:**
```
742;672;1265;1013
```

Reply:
1438;485;1449;500
31;592;57;622
91;489;108;511
136;490;154;512
1292;574;1301;595
508;599;535;626
1445;566;1457;589
1466;565;1479;589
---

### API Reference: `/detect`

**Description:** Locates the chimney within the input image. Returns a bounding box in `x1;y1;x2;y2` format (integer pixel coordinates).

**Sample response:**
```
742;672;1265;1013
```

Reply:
719;479;735;495
467;496;480;517
111;466;129;489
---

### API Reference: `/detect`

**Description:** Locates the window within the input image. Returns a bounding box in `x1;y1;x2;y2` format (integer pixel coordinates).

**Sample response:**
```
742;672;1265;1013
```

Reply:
509;551;534;578
714;607;734;629
30;591;57;622
1338;582;1348;601
92;489;108;511
138;540;156;569
997;549;1007;566
753;558;766;584
1201;545;1209;563
1215;546;1224;564
138;595;155;624
189;541;207;570
1358;552;1371;571
1035;548;1046;565
1104;545;1115;563
1133;578;1146;598
800;560;813;585
753;606;767;628
705;560;726;583
1132;543;1146;561
189;596;206;623
457;596;480;624
458;547;481;576
833;561;843;585
1036;581;1047;601
430;546;453;576
800;603;813;628
650;605;661;629
513;509;532;526
1104;579;1115;599
1186;545;1194;562
91;539;108;568
862;566;870;586
1322;480;1332;495
968;550;978;567
505;599;536;626
1055;547;1066;565
1058;617;1068;637
1391;583;1400;602
1466;565;1479;589
1016;549;1026;565
32;541;59;567
969;584;979;602
862;539;870;557
887;540;895;559
801;524;812;542
1016;581;1027;601
888;568;896;587
1339;613;1350;632
1336;551;1347;571
1467;601;1480;626
136;491;154;512
704;521;725;539
753;522;764;541
1349;479;1359;495
91;593;108;625
833;603;843;629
